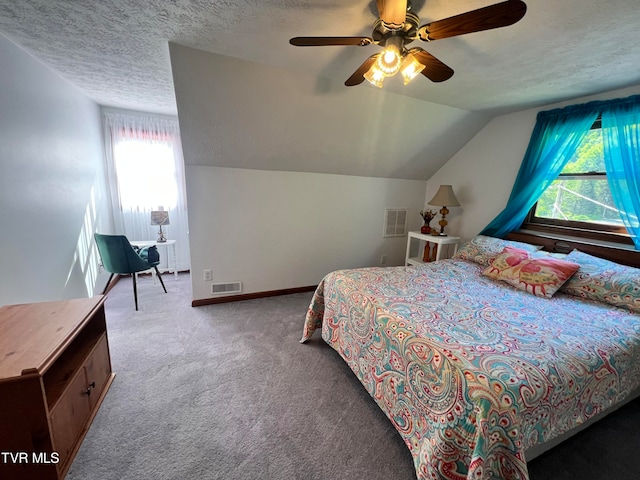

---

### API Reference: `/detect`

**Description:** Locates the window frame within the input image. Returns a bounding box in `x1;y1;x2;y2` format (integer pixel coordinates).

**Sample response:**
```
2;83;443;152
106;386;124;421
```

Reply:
522;117;634;247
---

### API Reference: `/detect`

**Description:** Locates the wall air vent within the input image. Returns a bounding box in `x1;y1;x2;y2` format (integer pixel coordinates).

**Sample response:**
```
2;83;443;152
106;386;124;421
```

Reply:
211;281;242;295
384;208;408;237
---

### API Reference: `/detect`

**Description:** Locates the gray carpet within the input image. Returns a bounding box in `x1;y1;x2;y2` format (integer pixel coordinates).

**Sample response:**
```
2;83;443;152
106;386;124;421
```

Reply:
67;272;640;480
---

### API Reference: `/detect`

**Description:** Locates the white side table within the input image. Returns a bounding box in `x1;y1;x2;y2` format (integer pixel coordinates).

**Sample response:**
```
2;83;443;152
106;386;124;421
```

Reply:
405;231;460;266
131;240;178;279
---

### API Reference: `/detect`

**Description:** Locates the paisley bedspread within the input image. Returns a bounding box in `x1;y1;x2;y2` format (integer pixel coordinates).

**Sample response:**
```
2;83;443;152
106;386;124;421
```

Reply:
301;259;640;480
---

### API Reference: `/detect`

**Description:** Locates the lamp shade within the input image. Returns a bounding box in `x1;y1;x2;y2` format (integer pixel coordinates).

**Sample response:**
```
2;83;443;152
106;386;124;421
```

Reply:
400;53;425;85
150;210;170;226
429;185;460;207
364;63;385;88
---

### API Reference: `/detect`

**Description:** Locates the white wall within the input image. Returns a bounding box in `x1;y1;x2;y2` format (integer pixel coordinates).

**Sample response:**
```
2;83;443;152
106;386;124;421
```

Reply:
0;33;111;306
187;166;426;300
427;84;640;243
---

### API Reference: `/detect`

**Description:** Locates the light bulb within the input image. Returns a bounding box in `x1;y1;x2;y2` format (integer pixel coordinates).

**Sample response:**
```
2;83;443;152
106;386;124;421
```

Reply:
377;36;403;75
383;49;397;65
377;45;401;75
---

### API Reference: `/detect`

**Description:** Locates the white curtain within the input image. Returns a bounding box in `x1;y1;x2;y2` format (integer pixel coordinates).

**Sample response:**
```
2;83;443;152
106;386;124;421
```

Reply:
103;111;191;272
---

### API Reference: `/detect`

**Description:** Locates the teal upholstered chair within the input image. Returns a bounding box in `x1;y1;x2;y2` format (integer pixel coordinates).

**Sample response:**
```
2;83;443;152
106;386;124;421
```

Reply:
94;233;167;310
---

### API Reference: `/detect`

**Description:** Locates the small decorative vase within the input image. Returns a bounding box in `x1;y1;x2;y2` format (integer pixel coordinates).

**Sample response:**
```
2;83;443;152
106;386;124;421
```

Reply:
423;243;431;262
420;224;431;235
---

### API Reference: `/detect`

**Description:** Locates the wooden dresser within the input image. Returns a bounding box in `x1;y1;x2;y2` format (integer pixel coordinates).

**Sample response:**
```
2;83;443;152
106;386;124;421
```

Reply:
0;296;114;480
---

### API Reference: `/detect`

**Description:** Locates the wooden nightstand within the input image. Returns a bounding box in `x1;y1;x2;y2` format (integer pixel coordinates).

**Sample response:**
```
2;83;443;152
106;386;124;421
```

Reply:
405;231;460;266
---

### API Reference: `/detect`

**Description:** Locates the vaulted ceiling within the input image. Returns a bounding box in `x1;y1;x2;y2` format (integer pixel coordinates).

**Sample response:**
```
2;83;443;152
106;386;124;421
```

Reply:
1;0;639;117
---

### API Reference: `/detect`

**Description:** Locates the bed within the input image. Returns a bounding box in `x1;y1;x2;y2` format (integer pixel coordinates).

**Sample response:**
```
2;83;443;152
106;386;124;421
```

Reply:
300;235;640;480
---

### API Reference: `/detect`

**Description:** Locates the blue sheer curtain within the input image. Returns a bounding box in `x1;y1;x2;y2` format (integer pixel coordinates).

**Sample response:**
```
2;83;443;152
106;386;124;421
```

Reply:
481;105;599;237
601;95;640;249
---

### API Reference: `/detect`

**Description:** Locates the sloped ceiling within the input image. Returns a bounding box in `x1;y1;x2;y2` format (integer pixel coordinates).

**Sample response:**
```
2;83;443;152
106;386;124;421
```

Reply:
0;0;639;117
169;44;490;179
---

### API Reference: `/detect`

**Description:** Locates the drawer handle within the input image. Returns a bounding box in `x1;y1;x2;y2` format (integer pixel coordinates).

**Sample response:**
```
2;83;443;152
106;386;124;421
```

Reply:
83;381;96;396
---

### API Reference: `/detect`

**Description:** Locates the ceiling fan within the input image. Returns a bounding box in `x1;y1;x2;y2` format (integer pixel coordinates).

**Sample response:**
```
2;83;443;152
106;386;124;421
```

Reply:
289;0;526;88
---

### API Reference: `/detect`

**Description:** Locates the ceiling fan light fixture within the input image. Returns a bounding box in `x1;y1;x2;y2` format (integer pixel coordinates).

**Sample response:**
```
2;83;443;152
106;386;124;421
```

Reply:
400;53;425;85
364;64;385;88
291;0;527;89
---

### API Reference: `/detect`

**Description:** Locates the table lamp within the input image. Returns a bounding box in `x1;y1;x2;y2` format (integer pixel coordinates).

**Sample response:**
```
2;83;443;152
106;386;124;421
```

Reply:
150;209;170;243
428;185;460;236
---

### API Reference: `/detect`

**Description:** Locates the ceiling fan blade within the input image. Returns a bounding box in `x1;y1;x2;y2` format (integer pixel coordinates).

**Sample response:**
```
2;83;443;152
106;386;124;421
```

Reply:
418;0;526;42
410;48;454;83
289;36;373;47
345;55;379;86
376;0;407;29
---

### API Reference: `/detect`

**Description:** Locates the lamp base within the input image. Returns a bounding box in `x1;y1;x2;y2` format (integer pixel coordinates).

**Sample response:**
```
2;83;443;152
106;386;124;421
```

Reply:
157;226;167;243
438;206;450;236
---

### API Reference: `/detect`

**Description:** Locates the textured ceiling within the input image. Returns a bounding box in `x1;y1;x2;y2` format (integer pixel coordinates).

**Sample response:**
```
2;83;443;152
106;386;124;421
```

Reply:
1;0;639;116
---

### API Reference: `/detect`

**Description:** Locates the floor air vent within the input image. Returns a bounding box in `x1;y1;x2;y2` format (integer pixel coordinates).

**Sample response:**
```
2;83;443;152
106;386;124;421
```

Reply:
211;282;242;295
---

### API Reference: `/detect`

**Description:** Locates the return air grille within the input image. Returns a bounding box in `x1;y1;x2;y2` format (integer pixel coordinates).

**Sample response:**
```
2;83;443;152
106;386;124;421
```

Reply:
211;282;242;295
384;208;408;237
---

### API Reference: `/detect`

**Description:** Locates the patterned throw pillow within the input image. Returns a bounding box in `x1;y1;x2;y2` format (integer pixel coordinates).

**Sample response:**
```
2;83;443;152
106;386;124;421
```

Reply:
560;250;640;313
483;247;580;298
453;235;542;267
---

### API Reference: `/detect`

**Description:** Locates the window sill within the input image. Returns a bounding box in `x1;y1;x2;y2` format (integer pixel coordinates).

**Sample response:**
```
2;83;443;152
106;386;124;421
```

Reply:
521;222;633;246
507;228;640;267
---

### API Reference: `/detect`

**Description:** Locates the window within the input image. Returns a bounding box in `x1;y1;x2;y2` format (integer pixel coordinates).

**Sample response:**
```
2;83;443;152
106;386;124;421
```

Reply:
483;94;640;250
525;118;632;243
103;112;191;272
113;133;178;210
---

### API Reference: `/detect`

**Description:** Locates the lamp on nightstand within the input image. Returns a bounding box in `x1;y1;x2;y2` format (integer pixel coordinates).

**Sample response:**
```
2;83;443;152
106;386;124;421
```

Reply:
429;185;460;236
150;209;170;243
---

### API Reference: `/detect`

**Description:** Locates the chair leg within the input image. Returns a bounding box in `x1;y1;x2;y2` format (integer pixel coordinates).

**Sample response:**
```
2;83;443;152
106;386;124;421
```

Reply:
102;273;115;295
133;273;139;311
154;266;168;293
